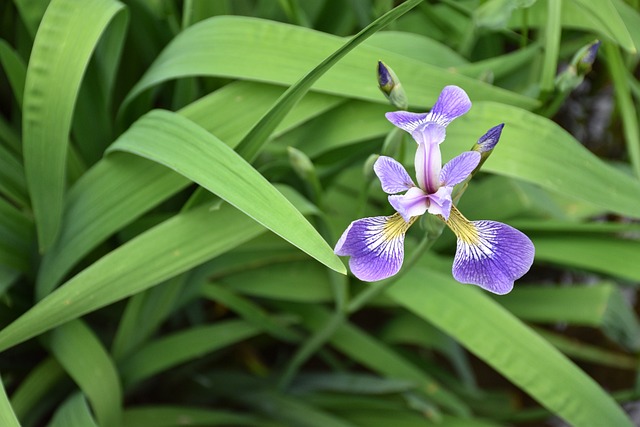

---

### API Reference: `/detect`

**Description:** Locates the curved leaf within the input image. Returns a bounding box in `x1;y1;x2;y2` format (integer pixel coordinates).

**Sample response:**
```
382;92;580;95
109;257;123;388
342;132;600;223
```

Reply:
387;267;634;427
108;109;344;274
23;0;126;250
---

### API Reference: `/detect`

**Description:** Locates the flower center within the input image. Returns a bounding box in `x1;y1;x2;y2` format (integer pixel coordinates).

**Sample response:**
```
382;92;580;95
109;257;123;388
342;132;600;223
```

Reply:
383;213;417;241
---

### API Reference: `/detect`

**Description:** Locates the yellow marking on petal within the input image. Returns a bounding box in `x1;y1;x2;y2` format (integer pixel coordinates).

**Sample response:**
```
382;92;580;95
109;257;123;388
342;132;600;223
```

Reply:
445;205;479;244
383;213;416;241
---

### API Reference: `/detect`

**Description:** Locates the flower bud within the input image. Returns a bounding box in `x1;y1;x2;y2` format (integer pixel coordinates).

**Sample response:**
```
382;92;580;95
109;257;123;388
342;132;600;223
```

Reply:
555;40;600;92
287;146;315;181
377;61;408;109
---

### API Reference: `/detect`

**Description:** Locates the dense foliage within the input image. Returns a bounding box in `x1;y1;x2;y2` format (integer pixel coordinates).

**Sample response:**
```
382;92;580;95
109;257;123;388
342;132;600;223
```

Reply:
1;0;640;426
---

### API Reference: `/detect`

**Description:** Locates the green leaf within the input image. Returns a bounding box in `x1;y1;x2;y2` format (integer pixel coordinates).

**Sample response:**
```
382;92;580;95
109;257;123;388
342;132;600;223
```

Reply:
0;39;27;107
386;267;634;427
120;319;262;387
121;16;538;120
49;320;122;427
22;0;126;251
533;235;640;281
109;109;344;274
0;202;265;352
47;393;98;427
0;197;33;272
10;358;65;421
0;375;21;427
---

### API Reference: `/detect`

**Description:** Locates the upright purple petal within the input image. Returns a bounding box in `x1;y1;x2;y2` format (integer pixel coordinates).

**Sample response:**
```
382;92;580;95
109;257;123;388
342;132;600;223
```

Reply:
451;220;535;295
388;187;428;222
335;215;413;282
426;186;453;220
426;86;472;127
411;123;446;146
439;151;481;187
385;111;428;133
374;156;415;194
414;138;441;193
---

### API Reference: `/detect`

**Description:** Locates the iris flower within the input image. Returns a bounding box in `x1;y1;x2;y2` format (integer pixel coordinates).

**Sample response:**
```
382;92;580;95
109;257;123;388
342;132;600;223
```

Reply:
334;86;534;294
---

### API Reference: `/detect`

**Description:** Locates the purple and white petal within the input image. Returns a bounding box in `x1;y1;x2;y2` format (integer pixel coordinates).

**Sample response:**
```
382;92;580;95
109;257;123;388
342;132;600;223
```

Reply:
440;151;481;187
414;138;442;193
389;187;428;222
374;156;415;194
411;123;446;146
385;111;428;133
334;215;410;282
476;123;504;153
452;221;535;295
426;186;453;219
426;86;472;127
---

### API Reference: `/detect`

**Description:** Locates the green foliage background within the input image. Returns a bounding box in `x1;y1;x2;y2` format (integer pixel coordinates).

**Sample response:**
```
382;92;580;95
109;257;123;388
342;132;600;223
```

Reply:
1;0;640;426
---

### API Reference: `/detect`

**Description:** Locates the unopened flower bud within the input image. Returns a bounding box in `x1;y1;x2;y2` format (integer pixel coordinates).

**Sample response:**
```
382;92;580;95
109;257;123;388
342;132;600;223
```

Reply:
377;61;408;109
287;146;315;180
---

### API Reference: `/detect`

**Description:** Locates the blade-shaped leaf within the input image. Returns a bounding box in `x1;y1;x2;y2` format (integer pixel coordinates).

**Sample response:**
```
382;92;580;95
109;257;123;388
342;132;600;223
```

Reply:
386;267;634;427
108;109;344;274
22;0;126;251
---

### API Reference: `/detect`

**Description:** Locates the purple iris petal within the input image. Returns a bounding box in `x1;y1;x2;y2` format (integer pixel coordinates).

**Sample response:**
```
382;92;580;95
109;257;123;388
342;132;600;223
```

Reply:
427;85;472;126
415;138;442;193
389;187;428;222
452;221;535;295
440;151;481;187
412;123;446;146
385;111;428;133
374;156;415;194
426;186;453;219
334;215;409;282
476;124;504;153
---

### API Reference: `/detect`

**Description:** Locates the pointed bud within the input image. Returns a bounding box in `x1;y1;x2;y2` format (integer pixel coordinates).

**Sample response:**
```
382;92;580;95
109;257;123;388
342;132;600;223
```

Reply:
555;40;600;92
576;40;600;74
287;147;315;181
377;61;408;109
473;123;504;154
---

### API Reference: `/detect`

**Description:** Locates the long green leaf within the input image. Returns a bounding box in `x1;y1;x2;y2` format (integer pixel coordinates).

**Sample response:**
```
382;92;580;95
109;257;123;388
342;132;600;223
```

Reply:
387;267;634;427
0;39;27;107
0;375;21;427
23;0;125;251
108;109;344;274
120;16;537;122
122;406;262;427
120;319;261;387
0;202;265;352
49;320;122;427
47;393;98;427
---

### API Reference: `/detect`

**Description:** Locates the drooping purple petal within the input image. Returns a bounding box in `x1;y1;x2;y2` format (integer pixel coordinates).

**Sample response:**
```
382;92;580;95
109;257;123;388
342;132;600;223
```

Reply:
426;186;453;219
388;187;428;222
440;151;481;187
334;215;411;282
374;156;415;194
476;124;504;153
451;220;535;295
414;138;441;193
385;111;428;133
426;86;472;127
411;123;446;146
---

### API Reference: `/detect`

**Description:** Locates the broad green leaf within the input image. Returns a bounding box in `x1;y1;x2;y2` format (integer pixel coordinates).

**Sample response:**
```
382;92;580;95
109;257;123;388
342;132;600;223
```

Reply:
234;0;425;162
474;0;537;30
499;283;640;350
120;320;261;387
0;375;21;427
47;393;98;427
23;0;126;251
366;31;467;67
121;16;537;121
49;320;122;427
0;202;266;352
533;235;640;281
122;406;262;427
37;81;340;296
0;142;28;208
387;267;634;427
108;109;344;274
